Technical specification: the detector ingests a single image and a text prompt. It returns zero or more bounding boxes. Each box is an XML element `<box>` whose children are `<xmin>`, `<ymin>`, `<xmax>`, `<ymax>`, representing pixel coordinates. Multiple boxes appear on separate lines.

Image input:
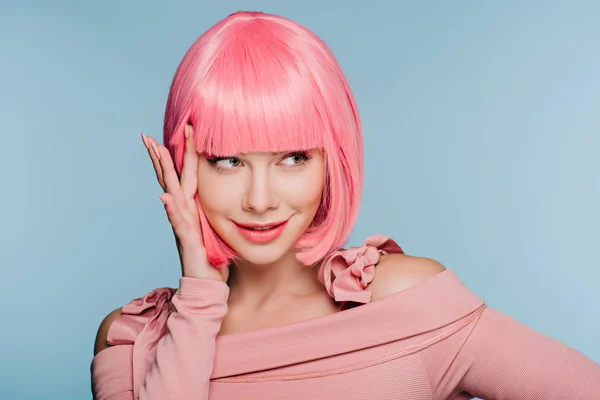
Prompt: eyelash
<box><xmin>205</xmin><ymin>151</ymin><xmax>313</xmax><ymax>173</ymax></box>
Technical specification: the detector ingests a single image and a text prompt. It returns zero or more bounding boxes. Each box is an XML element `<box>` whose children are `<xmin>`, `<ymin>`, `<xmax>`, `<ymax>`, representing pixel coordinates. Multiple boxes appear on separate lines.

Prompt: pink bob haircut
<box><xmin>163</xmin><ymin>11</ymin><xmax>364</xmax><ymax>269</ymax></box>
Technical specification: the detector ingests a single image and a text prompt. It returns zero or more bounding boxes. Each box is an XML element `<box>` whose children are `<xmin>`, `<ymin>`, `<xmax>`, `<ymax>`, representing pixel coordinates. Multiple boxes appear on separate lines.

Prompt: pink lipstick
<box><xmin>234</xmin><ymin>220</ymin><xmax>289</xmax><ymax>243</ymax></box>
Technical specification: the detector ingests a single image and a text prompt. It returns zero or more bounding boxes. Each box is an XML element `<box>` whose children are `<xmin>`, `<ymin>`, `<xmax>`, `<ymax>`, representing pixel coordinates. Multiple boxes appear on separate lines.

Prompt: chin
<box><xmin>234</xmin><ymin>246</ymin><xmax>292</xmax><ymax>266</ymax></box>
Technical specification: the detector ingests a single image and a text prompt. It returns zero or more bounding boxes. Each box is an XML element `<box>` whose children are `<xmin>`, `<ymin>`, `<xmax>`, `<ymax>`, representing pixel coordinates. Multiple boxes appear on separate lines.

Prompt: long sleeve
<box><xmin>418</xmin><ymin>306</ymin><xmax>600</xmax><ymax>399</ymax></box>
<box><xmin>91</xmin><ymin>277</ymin><xmax>230</xmax><ymax>400</ymax></box>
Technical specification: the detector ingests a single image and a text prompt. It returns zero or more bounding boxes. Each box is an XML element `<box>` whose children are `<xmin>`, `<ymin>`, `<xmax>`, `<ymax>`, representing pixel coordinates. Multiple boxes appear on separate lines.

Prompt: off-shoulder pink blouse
<box><xmin>90</xmin><ymin>235</ymin><xmax>600</xmax><ymax>399</ymax></box>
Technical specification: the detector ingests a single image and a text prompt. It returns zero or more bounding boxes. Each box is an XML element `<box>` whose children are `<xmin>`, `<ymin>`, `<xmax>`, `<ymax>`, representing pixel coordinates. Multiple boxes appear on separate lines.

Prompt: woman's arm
<box><xmin>419</xmin><ymin>306</ymin><xmax>600</xmax><ymax>399</ymax></box>
<box><xmin>92</xmin><ymin>277</ymin><xmax>229</xmax><ymax>400</ymax></box>
<box><xmin>138</xmin><ymin>277</ymin><xmax>228</xmax><ymax>399</ymax></box>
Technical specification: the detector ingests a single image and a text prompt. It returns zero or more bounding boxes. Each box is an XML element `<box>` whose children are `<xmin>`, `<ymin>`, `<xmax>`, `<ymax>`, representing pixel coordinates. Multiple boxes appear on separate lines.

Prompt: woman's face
<box><xmin>197</xmin><ymin>148</ymin><xmax>325</xmax><ymax>265</ymax></box>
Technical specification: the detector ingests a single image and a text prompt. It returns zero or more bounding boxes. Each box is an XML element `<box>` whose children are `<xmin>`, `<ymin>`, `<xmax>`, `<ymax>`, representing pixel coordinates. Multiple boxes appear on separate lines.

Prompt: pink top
<box><xmin>91</xmin><ymin>235</ymin><xmax>600</xmax><ymax>399</ymax></box>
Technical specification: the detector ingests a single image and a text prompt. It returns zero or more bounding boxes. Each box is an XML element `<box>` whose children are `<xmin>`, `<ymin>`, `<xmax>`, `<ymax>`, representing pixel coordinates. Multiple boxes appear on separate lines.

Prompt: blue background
<box><xmin>1</xmin><ymin>1</ymin><xmax>598</xmax><ymax>398</ymax></box>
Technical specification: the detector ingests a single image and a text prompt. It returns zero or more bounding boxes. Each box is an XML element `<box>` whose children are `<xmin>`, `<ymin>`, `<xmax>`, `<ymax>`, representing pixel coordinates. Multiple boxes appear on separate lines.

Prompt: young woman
<box><xmin>91</xmin><ymin>11</ymin><xmax>600</xmax><ymax>399</ymax></box>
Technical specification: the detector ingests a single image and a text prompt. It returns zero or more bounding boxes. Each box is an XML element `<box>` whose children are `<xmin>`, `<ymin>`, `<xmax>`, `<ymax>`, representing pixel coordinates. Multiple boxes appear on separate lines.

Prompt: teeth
<box><xmin>249</xmin><ymin>226</ymin><xmax>275</xmax><ymax>231</ymax></box>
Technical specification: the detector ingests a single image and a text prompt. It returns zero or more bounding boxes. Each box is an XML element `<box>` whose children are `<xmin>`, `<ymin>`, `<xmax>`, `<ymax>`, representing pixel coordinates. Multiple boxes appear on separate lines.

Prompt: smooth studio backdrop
<box><xmin>1</xmin><ymin>1</ymin><xmax>598</xmax><ymax>399</ymax></box>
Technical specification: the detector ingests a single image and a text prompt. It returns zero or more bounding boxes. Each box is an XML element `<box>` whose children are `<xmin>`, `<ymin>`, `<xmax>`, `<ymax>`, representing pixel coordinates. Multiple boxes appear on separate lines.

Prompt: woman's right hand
<box><xmin>141</xmin><ymin>125</ymin><xmax>229</xmax><ymax>283</ymax></box>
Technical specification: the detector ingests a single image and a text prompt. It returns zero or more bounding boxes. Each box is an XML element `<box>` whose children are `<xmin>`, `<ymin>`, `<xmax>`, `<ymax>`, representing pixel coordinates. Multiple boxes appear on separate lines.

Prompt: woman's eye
<box><xmin>280</xmin><ymin>153</ymin><xmax>309</xmax><ymax>166</ymax></box>
<box><xmin>214</xmin><ymin>157</ymin><xmax>241</xmax><ymax>168</ymax></box>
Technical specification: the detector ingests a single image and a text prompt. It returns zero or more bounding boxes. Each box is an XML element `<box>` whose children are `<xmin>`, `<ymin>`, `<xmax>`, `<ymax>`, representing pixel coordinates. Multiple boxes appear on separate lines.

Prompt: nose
<box><xmin>242</xmin><ymin>169</ymin><xmax>279</xmax><ymax>214</ymax></box>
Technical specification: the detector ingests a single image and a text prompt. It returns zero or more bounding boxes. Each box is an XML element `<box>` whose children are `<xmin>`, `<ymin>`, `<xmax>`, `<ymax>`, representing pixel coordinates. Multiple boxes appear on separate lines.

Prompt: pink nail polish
<box><xmin>141</xmin><ymin>133</ymin><xmax>149</xmax><ymax>149</ymax></box>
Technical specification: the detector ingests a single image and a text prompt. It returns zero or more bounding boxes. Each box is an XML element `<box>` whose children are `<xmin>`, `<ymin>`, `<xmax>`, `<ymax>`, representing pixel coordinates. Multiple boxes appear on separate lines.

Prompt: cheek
<box><xmin>282</xmin><ymin>168</ymin><xmax>324</xmax><ymax>211</ymax></box>
<box><xmin>196</xmin><ymin>169</ymin><xmax>239</xmax><ymax>216</ymax></box>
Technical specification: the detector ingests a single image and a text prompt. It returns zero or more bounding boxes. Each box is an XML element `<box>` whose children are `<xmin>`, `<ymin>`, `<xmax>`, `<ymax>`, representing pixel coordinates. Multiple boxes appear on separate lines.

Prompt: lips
<box><xmin>234</xmin><ymin>220</ymin><xmax>288</xmax><ymax>230</ymax></box>
<box><xmin>233</xmin><ymin>219</ymin><xmax>289</xmax><ymax>243</ymax></box>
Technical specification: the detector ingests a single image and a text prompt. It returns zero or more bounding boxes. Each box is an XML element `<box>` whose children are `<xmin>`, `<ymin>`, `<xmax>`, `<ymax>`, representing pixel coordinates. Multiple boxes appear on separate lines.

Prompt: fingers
<box><xmin>142</xmin><ymin>131</ymin><xmax>190</xmax><ymax>217</ymax></box>
<box><xmin>180</xmin><ymin>124</ymin><xmax>199</xmax><ymax>199</ymax></box>
<box><xmin>153</xmin><ymin>140</ymin><xmax>188</xmax><ymax>211</ymax></box>
<box><xmin>142</xmin><ymin>133</ymin><xmax>166</xmax><ymax>191</ymax></box>
<box><xmin>159</xmin><ymin>192</ymin><xmax>183</xmax><ymax>231</ymax></box>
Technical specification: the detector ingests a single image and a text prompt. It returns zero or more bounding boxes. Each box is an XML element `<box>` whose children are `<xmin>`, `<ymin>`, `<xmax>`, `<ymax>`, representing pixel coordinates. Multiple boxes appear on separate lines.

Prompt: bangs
<box><xmin>188</xmin><ymin>20</ymin><xmax>329</xmax><ymax>156</ymax></box>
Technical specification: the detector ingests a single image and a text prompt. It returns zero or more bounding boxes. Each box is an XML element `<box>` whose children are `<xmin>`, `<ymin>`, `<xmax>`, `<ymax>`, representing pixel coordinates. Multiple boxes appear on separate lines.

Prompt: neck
<box><xmin>226</xmin><ymin>250</ymin><xmax>324</xmax><ymax>311</ymax></box>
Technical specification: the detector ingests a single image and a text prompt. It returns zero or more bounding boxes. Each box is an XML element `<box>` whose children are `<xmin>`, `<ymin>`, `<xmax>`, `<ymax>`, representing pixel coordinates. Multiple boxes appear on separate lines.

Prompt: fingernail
<box><xmin>184</xmin><ymin>125</ymin><xmax>189</xmax><ymax>139</ymax></box>
<box><xmin>151</xmin><ymin>142</ymin><xmax>161</xmax><ymax>160</ymax></box>
<box><xmin>141</xmin><ymin>133</ymin><xmax>149</xmax><ymax>149</ymax></box>
<box><xmin>159</xmin><ymin>194</ymin><xmax>166</xmax><ymax>205</ymax></box>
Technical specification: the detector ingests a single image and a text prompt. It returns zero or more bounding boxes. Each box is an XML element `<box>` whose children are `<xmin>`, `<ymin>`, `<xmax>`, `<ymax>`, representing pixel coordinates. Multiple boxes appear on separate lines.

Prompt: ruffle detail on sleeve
<box><xmin>106</xmin><ymin>287</ymin><xmax>176</xmax><ymax>399</ymax></box>
<box><xmin>317</xmin><ymin>234</ymin><xmax>404</xmax><ymax>309</ymax></box>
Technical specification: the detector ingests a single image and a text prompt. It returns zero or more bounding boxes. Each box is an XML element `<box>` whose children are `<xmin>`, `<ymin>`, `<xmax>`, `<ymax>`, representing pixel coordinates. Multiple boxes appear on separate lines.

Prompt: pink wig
<box><xmin>163</xmin><ymin>11</ymin><xmax>363</xmax><ymax>269</ymax></box>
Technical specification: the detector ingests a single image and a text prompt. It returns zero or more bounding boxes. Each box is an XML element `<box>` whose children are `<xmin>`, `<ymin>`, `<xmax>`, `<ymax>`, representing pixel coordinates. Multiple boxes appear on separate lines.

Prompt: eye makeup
<box><xmin>204</xmin><ymin>151</ymin><xmax>314</xmax><ymax>173</ymax></box>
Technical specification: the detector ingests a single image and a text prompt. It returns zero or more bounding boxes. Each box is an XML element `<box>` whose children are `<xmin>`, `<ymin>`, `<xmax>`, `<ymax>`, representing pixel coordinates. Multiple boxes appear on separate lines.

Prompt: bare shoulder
<box><xmin>93</xmin><ymin>307</ymin><xmax>122</xmax><ymax>356</ymax></box>
<box><xmin>366</xmin><ymin>253</ymin><xmax>447</xmax><ymax>301</ymax></box>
